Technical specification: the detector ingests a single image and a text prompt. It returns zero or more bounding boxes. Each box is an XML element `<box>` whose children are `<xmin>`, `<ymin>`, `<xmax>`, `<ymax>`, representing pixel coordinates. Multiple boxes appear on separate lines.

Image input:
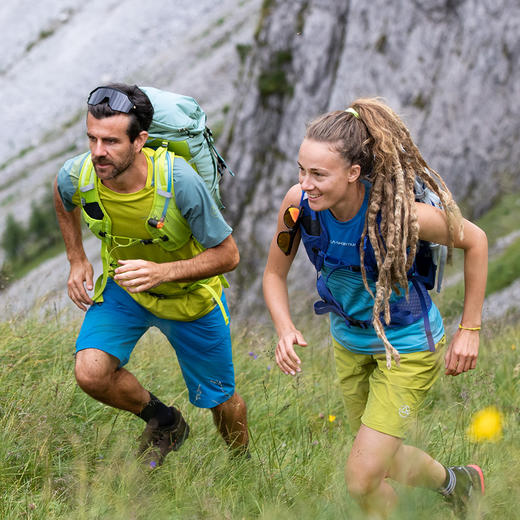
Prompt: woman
<box><xmin>263</xmin><ymin>99</ymin><xmax>488</xmax><ymax>518</ymax></box>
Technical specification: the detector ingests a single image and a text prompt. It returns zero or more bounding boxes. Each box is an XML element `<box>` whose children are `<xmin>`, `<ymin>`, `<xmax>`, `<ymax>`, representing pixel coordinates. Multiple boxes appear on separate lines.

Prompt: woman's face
<box><xmin>298</xmin><ymin>138</ymin><xmax>358</xmax><ymax>218</ymax></box>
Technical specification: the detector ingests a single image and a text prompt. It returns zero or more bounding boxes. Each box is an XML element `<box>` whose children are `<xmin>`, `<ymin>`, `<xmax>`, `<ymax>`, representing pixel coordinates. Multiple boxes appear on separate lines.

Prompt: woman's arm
<box><xmin>416</xmin><ymin>202</ymin><xmax>488</xmax><ymax>376</ymax></box>
<box><xmin>263</xmin><ymin>184</ymin><xmax>308</xmax><ymax>375</ymax></box>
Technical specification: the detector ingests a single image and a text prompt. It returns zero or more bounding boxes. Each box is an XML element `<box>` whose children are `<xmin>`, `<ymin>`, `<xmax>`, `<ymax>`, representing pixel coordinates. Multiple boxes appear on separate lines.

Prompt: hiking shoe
<box><xmin>445</xmin><ymin>465</ymin><xmax>485</xmax><ymax>516</ymax></box>
<box><xmin>138</xmin><ymin>409</ymin><xmax>190</xmax><ymax>469</ymax></box>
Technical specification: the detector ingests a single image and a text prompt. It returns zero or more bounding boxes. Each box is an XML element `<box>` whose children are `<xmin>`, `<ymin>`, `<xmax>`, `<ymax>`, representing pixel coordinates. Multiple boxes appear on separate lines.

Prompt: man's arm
<box><xmin>53</xmin><ymin>177</ymin><xmax>94</xmax><ymax>310</ymax></box>
<box><xmin>113</xmin><ymin>234</ymin><xmax>239</xmax><ymax>293</ymax></box>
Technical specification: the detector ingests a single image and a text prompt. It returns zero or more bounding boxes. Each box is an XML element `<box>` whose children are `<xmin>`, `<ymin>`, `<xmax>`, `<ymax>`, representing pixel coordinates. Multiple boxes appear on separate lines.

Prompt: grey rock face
<box><xmin>1</xmin><ymin>0</ymin><xmax>519</xmax><ymax>321</ymax></box>
<box><xmin>0</xmin><ymin>0</ymin><xmax>262</xmax><ymax>315</ymax></box>
<box><xmin>222</xmin><ymin>0</ymin><xmax>520</xmax><ymax>312</ymax></box>
<box><xmin>0</xmin><ymin>0</ymin><xmax>262</xmax><ymax>250</ymax></box>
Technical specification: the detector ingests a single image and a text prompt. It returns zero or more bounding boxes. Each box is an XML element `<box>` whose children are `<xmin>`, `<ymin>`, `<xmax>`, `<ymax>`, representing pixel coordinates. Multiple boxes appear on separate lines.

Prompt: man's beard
<box><xmin>92</xmin><ymin>148</ymin><xmax>135</xmax><ymax>180</ymax></box>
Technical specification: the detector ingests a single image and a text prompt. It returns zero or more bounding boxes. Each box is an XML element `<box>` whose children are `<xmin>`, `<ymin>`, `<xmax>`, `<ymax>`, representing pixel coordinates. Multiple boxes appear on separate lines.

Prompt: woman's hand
<box><xmin>275</xmin><ymin>329</ymin><xmax>308</xmax><ymax>375</ymax></box>
<box><xmin>444</xmin><ymin>329</ymin><xmax>480</xmax><ymax>376</ymax></box>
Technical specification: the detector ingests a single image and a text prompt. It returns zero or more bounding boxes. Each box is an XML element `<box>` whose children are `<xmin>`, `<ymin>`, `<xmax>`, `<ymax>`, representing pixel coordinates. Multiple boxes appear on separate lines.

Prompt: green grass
<box><xmin>474</xmin><ymin>192</ymin><xmax>520</xmax><ymax>247</ymax></box>
<box><xmin>486</xmin><ymin>237</ymin><xmax>520</xmax><ymax>295</ymax></box>
<box><xmin>0</xmin><ymin>189</ymin><xmax>518</xmax><ymax>518</ymax></box>
<box><xmin>0</xmin><ymin>306</ymin><xmax>519</xmax><ymax>519</ymax></box>
<box><xmin>432</xmin><ymin>190</ymin><xmax>520</xmax><ymax>319</ymax></box>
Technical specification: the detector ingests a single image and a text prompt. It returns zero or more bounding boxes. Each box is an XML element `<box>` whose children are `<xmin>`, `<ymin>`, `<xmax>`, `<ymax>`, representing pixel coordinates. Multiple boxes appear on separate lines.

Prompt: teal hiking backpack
<box><xmin>141</xmin><ymin>86</ymin><xmax>234</xmax><ymax>209</ymax></box>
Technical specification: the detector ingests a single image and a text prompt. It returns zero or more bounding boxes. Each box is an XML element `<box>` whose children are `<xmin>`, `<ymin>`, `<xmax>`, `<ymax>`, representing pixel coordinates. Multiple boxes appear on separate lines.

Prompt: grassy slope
<box><xmin>0</xmin><ymin>193</ymin><xmax>519</xmax><ymax>519</ymax></box>
<box><xmin>0</xmin><ymin>312</ymin><xmax>519</xmax><ymax>519</ymax></box>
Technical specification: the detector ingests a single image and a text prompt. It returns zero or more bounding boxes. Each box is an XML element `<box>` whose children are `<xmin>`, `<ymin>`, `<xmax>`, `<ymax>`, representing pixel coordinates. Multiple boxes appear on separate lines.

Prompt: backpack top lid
<box><xmin>141</xmin><ymin>86</ymin><xmax>206</xmax><ymax>136</ymax></box>
<box><xmin>138</xmin><ymin>86</ymin><xmax>230</xmax><ymax>209</ymax></box>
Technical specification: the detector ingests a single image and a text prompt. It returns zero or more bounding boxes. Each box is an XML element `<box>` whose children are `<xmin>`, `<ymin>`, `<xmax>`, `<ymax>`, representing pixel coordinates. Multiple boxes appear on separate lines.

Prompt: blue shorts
<box><xmin>76</xmin><ymin>278</ymin><xmax>235</xmax><ymax>408</ymax></box>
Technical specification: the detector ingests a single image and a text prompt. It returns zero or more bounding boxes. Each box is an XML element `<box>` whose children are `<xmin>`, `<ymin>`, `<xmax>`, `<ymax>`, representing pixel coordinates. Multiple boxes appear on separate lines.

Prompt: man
<box><xmin>54</xmin><ymin>83</ymin><xmax>248</xmax><ymax>468</ymax></box>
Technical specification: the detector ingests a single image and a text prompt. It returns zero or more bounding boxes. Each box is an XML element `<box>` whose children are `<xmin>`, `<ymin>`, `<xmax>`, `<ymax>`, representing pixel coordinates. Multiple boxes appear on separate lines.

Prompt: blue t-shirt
<box><xmin>320</xmin><ymin>186</ymin><xmax>444</xmax><ymax>354</ymax></box>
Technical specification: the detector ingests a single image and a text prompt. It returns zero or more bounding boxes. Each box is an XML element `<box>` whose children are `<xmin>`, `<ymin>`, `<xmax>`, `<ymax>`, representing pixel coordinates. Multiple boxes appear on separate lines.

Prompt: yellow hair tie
<box><xmin>459</xmin><ymin>324</ymin><xmax>481</xmax><ymax>331</ymax></box>
<box><xmin>345</xmin><ymin>107</ymin><xmax>360</xmax><ymax>119</ymax></box>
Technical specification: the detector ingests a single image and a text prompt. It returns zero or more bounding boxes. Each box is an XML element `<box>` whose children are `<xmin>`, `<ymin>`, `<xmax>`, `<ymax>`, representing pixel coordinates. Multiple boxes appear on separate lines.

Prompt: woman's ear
<box><xmin>348</xmin><ymin>164</ymin><xmax>361</xmax><ymax>183</ymax></box>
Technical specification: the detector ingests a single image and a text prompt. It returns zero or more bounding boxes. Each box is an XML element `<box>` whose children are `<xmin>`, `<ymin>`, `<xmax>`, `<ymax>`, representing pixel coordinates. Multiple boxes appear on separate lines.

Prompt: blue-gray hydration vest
<box><xmin>297</xmin><ymin>192</ymin><xmax>439</xmax><ymax>351</ymax></box>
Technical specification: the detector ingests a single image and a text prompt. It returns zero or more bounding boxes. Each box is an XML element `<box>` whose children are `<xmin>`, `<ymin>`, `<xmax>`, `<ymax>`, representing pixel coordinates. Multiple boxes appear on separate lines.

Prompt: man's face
<box><xmin>86</xmin><ymin>112</ymin><xmax>136</xmax><ymax>181</ymax></box>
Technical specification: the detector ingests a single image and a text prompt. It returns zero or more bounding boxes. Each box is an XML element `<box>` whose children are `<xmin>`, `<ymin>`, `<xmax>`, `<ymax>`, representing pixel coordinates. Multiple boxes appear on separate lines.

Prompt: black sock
<box><xmin>136</xmin><ymin>392</ymin><xmax>181</xmax><ymax>427</ymax></box>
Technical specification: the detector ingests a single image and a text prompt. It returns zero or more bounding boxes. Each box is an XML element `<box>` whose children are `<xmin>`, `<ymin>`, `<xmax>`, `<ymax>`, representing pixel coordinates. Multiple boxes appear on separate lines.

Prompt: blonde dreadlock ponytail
<box><xmin>306</xmin><ymin>98</ymin><xmax>463</xmax><ymax>368</ymax></box>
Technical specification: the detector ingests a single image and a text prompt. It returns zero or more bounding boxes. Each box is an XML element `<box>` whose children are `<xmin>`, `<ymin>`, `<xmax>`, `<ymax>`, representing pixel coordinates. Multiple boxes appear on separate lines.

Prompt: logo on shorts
<box><xmin>398</xmin><ymin>405</ymin><xmax>411</xmax><ymax>418</ymax></box>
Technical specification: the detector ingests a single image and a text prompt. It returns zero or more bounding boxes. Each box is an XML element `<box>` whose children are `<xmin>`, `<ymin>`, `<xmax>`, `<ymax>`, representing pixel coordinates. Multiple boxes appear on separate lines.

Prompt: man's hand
<box><xmin>113</xmin><ymin>259</ymin><xmax>165</xmax><ymax>293</ymax></box>
<box><xmin>68</xmin><ymin>259</ymin><xmax>94</xmax><ymax>311</ymax></box>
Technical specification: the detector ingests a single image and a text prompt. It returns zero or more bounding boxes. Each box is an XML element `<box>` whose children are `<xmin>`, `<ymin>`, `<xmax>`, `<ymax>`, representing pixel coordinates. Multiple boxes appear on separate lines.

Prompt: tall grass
<box><xmin>1</xmin><ymin>191</ymin><xmax>519</xmax><ymax>518</ymax></box>
<box><xmin>1</xmin><ymin>303</ymin><xmax>519</xmax><ymax>519</ymax></box>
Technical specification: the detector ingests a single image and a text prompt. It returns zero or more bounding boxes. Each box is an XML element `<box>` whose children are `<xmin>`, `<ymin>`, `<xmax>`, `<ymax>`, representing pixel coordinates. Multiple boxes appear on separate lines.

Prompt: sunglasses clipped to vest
<box><xmin>277</xmin><ymin>205</ymin><xmax>301</xmax><ymax>256</ymax></box>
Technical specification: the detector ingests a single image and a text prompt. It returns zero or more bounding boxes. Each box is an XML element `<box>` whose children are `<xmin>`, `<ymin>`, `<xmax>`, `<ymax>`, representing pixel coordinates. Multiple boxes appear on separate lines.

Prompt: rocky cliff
<box><xmin>0</xmin><ymin>0</ymin><xmax>261</xmax><ymax>248</ymax></box>
<box><xmin>222</xmin><ymin>0</ymin><xmax>520</xmax><ymax>311</ymax></box>
<box><xmin>0</xmin><ymin>0</ymin><xmax>262</xmax><ymax>315</ymax></box>
<box><xmin>1</xmin><ymin>0</ymin><xmax>519</xmax><ymax>319</ymax></box>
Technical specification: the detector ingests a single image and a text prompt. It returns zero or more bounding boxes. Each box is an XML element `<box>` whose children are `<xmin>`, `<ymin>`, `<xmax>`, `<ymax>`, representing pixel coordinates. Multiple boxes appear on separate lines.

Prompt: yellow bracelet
<box><xmin>458</xmin><ymin>324</ymin><xmax>481</xmax><ymax>331</ymax></box>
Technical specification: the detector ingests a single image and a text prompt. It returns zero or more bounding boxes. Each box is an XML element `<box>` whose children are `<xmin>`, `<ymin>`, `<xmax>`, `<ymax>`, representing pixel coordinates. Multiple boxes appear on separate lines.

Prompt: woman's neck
<box><xmin>330</xmin><ymin>181</ymin><xmax>365</xmax><ymax>222</ymax></box>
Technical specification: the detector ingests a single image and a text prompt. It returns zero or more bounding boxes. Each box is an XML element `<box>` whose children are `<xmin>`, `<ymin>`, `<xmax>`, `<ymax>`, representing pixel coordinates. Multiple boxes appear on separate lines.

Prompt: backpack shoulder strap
<box><xmin>299</xmin><ymin>193</ymin><xmax>329</xmax><ymax>271</ymax></box>
<box><xmin>413</xmin><ymin>176</ymin><xmax>448</xmax><ymax>292</ymax></box>
<box><xmin>147</xmin><ymin>145</ymin><xmax>174</xmax><ymax>229</ymax></box>
<box><xmin>144</xmin><ymin>146</ymin><xmax>193</xmax><ymax>251</ymax></box>
<box><xmin>76</xmin><ymin>154</ymin><xmax>112</xmax><ymax>302</ymax></box>
<box><xmin>78</xmin><ymin>154</ymin><xmax>112</xmax><ymax>240</ymax></box>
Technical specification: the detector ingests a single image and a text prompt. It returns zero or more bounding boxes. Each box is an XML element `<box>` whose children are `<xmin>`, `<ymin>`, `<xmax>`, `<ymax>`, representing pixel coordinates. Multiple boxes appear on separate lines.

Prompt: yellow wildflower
<box><xmin>328</xmin><ymin>415</ymin><xmax>336</xmax><ymax>423</ymax></box>
<box><xmin>467</xmin><ymin>406</ymin><xmax>503</xmax><ymax>442</ymax></box>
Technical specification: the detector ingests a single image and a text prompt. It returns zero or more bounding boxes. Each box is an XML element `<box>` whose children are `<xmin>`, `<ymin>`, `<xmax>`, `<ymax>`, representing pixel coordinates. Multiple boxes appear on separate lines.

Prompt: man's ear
<box><xmin>134</xmin><ymin>131</ymin><xmax>149</xmax><ymax>153</ymax></box>
<box><xmin>348</xmin><ymin>164</ymin><xmax>361</xmax><ymax>183</ymax></box>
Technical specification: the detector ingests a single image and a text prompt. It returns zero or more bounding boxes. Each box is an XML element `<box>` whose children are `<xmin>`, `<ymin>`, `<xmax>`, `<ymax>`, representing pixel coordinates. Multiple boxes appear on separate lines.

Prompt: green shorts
<box><xmin>333</xmin><ymin>336</ymin><xmax>446</xmax><ymax>438</ymax></box>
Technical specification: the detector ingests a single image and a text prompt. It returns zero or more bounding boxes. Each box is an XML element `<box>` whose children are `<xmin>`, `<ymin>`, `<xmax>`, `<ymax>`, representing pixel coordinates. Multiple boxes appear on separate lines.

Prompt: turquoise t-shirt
<box><xmin>320</xmin><ymin>186</ymin><xmax>444</xmax><ymax>354</ymax></box>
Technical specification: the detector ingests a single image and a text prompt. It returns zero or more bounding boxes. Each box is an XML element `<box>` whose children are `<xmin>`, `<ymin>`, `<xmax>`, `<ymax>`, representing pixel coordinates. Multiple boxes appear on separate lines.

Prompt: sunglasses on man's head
<box><xmin>277</xmin><ymin>205</ymin><xmax>301</xmax><ymax>256</ymax></box>
<box><xmin>87</xmin><ymin>87</ymin><xmax>136</xmax><ymax>113</ymax></box>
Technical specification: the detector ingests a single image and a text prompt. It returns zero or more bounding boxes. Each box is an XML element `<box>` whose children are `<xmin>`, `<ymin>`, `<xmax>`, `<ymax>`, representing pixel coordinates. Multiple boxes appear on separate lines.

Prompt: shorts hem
<box><xmin>361</xmin><ymin>419</ymin><xmax>405</xmax><ymax>439</ymax></box>
<box><xmin>189</xmin><ymin>387</ymin><xmax>235</xmax><ymax>409</ymax></box>
<box><xmin>75</xmin><ymin>345</ymin><xmax>126</xmax><ymax>367</ymax></box>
